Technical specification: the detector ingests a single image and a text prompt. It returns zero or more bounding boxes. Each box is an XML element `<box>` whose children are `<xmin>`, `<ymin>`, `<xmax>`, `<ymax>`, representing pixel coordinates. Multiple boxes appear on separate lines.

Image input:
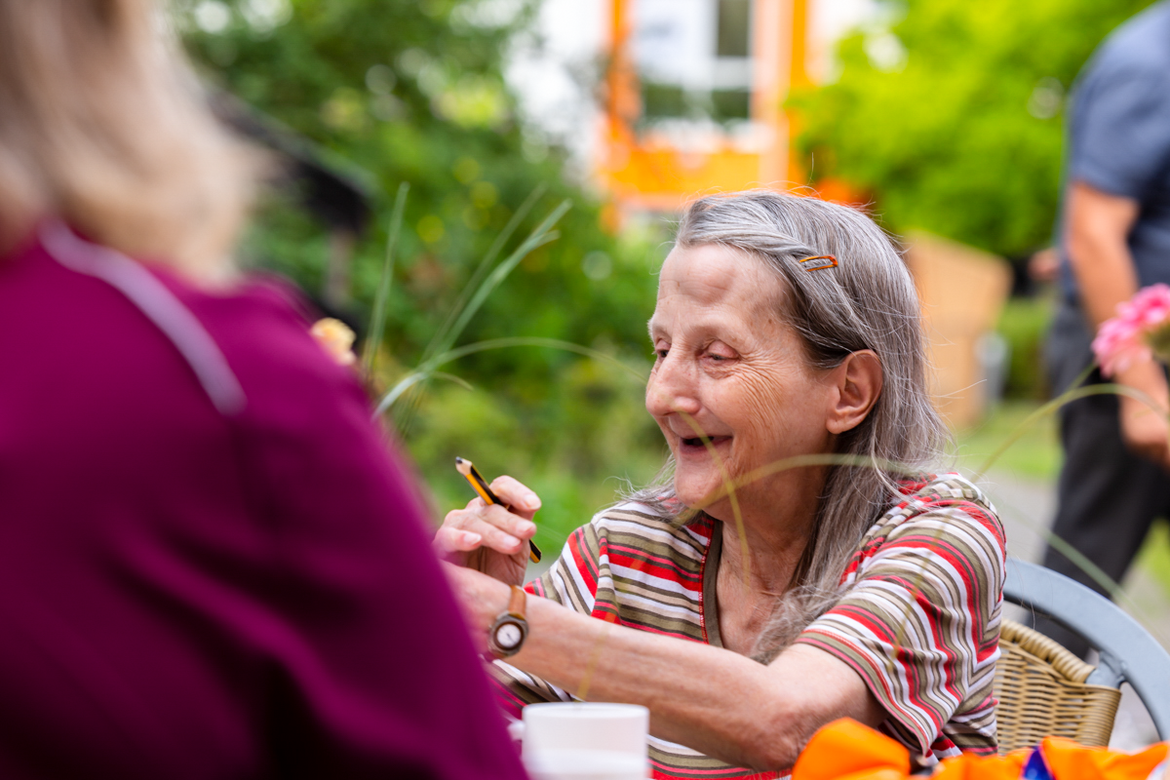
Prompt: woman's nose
<box><xmin>646</xmin><ymin>354</ymin><xmax>700</xmax><ymax>417</ymax></box>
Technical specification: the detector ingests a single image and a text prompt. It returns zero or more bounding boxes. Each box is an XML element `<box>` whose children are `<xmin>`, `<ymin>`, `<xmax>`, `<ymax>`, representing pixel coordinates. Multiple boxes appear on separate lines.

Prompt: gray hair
<box><xmin>629</xmin><ymin>190</ymin><xmax>948</xmax><ymax>662</ymax></box>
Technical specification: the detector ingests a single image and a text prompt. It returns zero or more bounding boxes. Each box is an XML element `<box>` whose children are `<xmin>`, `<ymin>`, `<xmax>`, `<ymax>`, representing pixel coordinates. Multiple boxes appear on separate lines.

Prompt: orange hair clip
<box><xmin>798</xmin><ymin>255</ymin><xmax>838</xmax><ymax>271</ymax></box>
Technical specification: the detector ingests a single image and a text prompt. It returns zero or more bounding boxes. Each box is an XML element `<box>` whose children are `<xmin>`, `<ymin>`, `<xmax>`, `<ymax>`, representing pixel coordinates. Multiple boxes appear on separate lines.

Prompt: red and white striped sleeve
<box><xmin>794</xmin><ymin>476</ymin><xmax>1006</xmax><ymax>760</ymax></box>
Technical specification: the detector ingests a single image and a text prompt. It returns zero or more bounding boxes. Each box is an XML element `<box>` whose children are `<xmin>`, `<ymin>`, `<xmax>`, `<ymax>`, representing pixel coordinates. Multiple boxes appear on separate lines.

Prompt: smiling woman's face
<box><xmin>646</xmin><ymin>243</ymin><xmax>838</xmax><ymax>518</ymax></box>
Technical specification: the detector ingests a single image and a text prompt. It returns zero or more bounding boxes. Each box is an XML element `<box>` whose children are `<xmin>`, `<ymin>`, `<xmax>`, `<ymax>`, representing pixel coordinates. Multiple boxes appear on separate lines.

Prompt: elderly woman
<box><xmin>439</xmin><ymin>191</ymin><xmax>1005</xmax><ymax>777</ymax></box>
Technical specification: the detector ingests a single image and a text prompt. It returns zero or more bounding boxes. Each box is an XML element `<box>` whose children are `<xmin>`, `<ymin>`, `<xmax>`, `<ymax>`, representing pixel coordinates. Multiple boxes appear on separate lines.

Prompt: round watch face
<box><xmin>495</xmin><ymin>622</ymin><xmax>523</xmax><ymax>649</ymax></box>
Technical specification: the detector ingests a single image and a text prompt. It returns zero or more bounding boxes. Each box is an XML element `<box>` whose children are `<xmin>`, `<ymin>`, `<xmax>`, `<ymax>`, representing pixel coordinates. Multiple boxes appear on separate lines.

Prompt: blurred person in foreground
<box><xmin>0</xmin><ymin>2</ymin><xmax>525</xmax><ymax>778</ymax></box>
<box><xmin>1037</xmin><ymin>0</ymin><xmax>1170</xmax><ymax>658</ymax></box>
<box><xmin>439</xmin><ymin>191</ymin><xmax>1007</xmax><ymax>777</ymax></box>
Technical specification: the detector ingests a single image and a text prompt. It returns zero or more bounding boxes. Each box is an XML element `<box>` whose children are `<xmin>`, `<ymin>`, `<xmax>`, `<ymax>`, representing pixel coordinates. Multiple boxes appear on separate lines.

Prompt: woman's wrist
<box><xmin>486</xmin><ymin>585</ymin><xmax>529</xmax><ymax>658</ymax></box>
<box><xmin>442</xmin><ymin>563</ymin><xmax>514</xmax><ymax>651</ymax></box>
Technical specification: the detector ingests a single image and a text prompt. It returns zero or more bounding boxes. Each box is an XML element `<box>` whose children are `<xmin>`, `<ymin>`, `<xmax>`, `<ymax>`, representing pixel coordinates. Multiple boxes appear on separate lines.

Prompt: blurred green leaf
<box><xmin>180</xmin><ymin>0</ymin><xmax>670</xmax><ymax>524</ymax></box>
<box><xmin>793</xmin><ymin>0</ymin><xmax>1156</xmax><ymax>257</ymax></box>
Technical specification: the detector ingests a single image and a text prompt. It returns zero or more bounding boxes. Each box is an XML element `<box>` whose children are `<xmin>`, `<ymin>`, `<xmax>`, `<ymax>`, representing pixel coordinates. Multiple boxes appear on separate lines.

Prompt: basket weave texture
<box><xmin>995</xmin><ymin>619</ymin><xmax>1121</xmax><ymax>753</ymax></box>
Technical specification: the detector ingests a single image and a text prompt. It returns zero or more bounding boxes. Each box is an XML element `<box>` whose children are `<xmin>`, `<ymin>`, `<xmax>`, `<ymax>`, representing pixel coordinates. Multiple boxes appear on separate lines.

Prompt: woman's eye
<box><xmin>655</xmin><ymin>348</ymin><xmax>669</xmax><ymax>360</ymax></box>
<box><xmin>704</xmin><ymin>341</ymin><xmax>736</xmax><ymax>363</ymax></box>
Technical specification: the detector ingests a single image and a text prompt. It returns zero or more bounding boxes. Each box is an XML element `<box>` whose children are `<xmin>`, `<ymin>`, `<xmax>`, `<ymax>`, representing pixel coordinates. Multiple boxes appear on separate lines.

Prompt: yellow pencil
<box><xmin>455</xmin><ymin>457</ymin><xmax>541</xmax><ymax>564</ymax></box>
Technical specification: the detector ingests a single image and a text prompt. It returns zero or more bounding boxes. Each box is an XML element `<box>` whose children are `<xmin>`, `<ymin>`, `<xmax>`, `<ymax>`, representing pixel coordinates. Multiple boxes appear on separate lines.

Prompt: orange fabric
<box><xmin>791</xmin><ymin>719</ymin><xmax>910</xmax><ymax>780</ymax></box>
<box><xmin>793</xmin><ymin>719</ymin><xmax>1167</xmax><ymax>780</ymax></box>
<box><xmin>1040</xmin><ymin>737</ymin><xmax>1168</xmax><ymax>780</ymax></box>
<box><xmin>932</xmin><ymin>751</ymin><xmax>1029</xmax><ymax>780</ymax></box>
<box><xmin>827</xmin><ymin>769</ymin><xmax>909</xmax><ymax>780</ymax></box>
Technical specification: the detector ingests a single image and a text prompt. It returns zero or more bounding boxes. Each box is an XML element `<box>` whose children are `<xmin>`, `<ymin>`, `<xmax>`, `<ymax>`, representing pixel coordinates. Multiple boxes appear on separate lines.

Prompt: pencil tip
<box><xmin>454</xmin><ymin>456</ymin><xmax>464</xmax><ymax>464</ymax></box>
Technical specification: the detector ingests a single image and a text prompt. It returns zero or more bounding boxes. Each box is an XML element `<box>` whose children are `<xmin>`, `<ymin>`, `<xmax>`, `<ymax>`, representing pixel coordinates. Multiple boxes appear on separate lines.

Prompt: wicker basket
<box><xmin>996</xmin><ymin>619</ymin><xmax>1121</xmax><ymax>753</ymax></box>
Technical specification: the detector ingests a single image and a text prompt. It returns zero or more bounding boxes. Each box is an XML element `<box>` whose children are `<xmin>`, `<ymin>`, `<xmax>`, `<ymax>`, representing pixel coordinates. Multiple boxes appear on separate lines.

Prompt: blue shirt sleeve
<box><xmin>1070</xmin><ymin>64</ymin><xmax>1170</xmax><ymax>200</ymax></box>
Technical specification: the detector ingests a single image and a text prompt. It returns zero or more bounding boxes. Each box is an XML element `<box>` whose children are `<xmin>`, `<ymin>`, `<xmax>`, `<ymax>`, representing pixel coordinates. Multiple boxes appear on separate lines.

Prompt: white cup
<box><xmin>521</xmin><ymin>702</ymin><xmax>650</xmax><ymax>780</ymax></box>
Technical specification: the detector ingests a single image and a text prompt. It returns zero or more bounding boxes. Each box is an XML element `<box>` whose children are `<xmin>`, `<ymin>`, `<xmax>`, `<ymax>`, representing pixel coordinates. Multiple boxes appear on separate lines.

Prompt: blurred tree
<box><xmin>793</xmin><ymin>0</ymin><xmax>1155</xmax><ymax>258</ymax></box>
<box><xmin>177</xmin><ymin>0</ymin><xmax>661</xmax><ymax>377</ymax></box>
<box><xmin>175</xmin><ymin>0</ymin><xmax>666</xmax><ymax>536</ymax></box>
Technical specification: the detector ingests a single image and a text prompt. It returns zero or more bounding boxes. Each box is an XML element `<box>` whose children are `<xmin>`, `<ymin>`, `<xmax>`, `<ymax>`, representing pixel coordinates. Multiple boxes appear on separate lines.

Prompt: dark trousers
<box><xmin>1035</xmin><ymin>302</ymin><xmax>1170</xmax><ymax>658</ymax></box>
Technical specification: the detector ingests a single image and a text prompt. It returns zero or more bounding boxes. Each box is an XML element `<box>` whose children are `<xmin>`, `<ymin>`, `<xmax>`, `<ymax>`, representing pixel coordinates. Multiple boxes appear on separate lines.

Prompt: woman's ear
<box><xmin>826</xmin><ymin>350</ymin><xmax>882</xmax><ymax>435</ymax></box>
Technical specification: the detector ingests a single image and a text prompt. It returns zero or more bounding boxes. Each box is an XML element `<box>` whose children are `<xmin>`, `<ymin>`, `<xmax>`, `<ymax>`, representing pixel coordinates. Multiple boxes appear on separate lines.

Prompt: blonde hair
<box><xmin>0</xmin><ymin>0</ymin><xmax>260</xmax><ymax>277</ymax></box>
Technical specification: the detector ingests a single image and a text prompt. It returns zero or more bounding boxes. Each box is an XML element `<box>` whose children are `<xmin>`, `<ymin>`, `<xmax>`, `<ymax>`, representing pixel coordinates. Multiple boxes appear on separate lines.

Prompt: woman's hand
<box><xmin>1115</xmin><ymin>358</ymin><xmax>1170</xmax><ymax>470</ymax></box>
<box><xmin>434</xmin><ymin>476</ymin><xmax>541</xmax><ymax>587</ymax></box>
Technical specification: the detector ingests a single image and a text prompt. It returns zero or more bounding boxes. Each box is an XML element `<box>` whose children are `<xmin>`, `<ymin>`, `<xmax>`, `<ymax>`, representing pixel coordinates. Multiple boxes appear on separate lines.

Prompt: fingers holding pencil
<box><xmin>437</xmin><ymin>501</ymin><xmax>534</xmax><ymax>557</ymax></box>
<box><xmin>454</xmin><ymin>458</ymin><xmax>542</xmax><ymax>563</ymax></box>
<box><xmin>483</xmin><ymin>475</ymin><xmax>542</xmax><ymax>521</ymax></box>
<box><xmin>436</xmin><ymin>459</ymin><xmax>543</xmax><ymax>583</ymax></box>
<box><xmin>436</xmin><ymin>503</ymin><xmax>534</xmax><ymax>585</ymax></box>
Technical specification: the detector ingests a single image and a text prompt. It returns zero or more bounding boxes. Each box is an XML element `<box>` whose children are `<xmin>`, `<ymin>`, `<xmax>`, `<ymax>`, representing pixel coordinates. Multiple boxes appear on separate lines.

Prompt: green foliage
<box><xmin>793</xmin><ymin>0</ymin><xmax>1155</xmax><ymax>257</ymax></box>
<box><xmin>997</xmin><ymin>295</ymin><xmax>1056</xmax><ymax>399</ymax></box>
<box><xmin>179</xmin><ymin>0</ymin><xmax>662</xmax><ymax>366</ymax></box>
<box><xmin>176</xmin><ymin>0</ymin><xmax>669</xmax><ymax>525</ymax></box>
<box><xmin>362</xmin><ymin>182</ymin><xmax>409</xmax><ymax>377</ymax></box>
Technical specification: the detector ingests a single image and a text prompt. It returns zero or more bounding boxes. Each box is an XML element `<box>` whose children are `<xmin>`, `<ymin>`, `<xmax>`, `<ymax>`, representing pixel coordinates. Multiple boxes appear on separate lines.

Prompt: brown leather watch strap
<box><xmin>487</xmin><ymin>585</ymin><xmax>530</xmax><ymax>659</ymax></box>
<box><xmin>506</xmin><ymin>584</ymin><xmax>526</xmax><ymax>618</ymax></box>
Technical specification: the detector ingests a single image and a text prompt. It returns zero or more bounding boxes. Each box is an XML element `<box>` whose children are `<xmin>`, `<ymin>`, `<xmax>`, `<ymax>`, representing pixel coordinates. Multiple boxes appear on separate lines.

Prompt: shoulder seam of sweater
<box><xmin>40</xmin><ymin>220</ymin><xmax>246</xmax><ymax>416</ymax></box>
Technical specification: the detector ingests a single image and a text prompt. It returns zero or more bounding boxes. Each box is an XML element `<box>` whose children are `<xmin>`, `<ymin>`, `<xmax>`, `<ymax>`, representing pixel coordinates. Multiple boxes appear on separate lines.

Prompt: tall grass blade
<box><xmin>973</xmin><ymin>382</ymin><xmax>1159</xmax><ymax>479</ymax></box>
<box><xmin>422</xmin><ymin>184</ymin><xmax>548</xmax><ymax>362</ymax></box>
<box><xmin>362</xmin><ymin>182</ymin><xmax>409</xmax><ymax>377</ymax></box>
<box><xmin>430</xmin><ymin>371</ymin><xmax>474</xmax><ymax>391</ymax></box>
<box><xmin>375</xmin><ymin>371</ymin><xmax>428</xmax><ymax>416</ymax></box>
<box><xmin>428</xmin><ymin>337</ymin><xmax>646</xmax><ymax>382</ymax></box>
<box><xmin>677</xmin><ymin>410</ymin><xmax>749</xmax><ymax>587</ymax></box>
<box><xmin>435</xmin><ymin>200</ymin><xmax>571</xmax><ymax>360</ymax></box>
<box><xmin>385</xmin><ymin>199</ymin><xmax>571</xmax><ymax>433</ymax></box>
<box><xmin>374</xmin><ymin>336</ymin><xmax>647</xmax><ymax>416</ymax></box>
<box><xmin>979</xmin><ymin>486</ymin><xmax>1167</xmax><ymax>645</ymax></box>
<box><xmin>575</xmin><ymin>622</ymin><xmax>614</xmax><ymax>701</ymax></box>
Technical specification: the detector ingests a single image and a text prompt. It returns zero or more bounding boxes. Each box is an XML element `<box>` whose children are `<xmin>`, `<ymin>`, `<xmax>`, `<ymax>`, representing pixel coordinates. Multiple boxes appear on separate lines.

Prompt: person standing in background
<box><xmin>1039</xmin><ymin>0</ymin><xmax>1170</xmax><ymax>657</ymax></box>
<box><xmin>0</xmin><ymin>1</ymin><xmax>526</xmax><ymax>777</ymax></box>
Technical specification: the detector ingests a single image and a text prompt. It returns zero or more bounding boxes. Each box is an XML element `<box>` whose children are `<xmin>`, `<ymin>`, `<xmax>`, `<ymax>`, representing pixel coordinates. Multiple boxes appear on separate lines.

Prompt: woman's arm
<box><xmin>447</xmin><ymin>565</ymin><xmax>883</xmax><ymax>772</ymax></box>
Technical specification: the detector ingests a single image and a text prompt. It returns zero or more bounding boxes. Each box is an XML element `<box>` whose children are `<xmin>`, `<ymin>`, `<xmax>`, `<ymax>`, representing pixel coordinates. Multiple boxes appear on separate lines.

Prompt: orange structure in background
<box><xmin>596</xmin><ymin>2</ymin><xmax>1009</xmax><ymax>429</ymax></box>
<box><xmin>903</xmin><ymin>233</ymin><xmax>1012</xmax><ymax>430</ymax></box>
<box><xmin>599</xmin><ymin>0</ymin><xmax>812</xmax><ymax>213</ymax></box>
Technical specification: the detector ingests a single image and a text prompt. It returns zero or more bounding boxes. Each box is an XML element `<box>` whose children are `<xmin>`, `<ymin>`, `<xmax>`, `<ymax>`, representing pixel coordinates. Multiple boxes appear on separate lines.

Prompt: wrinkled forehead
<box><xmin>649</xmin><ymin>243</ymin><xmax>789</xmax><ymax>332</ymax></box>
<box><xmin>656</xmin><ymin>242</ymin><xmax>786</xmax><ymax>306</ymax></box>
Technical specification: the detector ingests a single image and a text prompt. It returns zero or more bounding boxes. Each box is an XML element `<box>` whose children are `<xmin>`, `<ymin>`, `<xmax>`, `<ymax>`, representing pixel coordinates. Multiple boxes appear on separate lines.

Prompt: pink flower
<box><xmin>1092</xmin><ymin>284</ymin><xmax>1170</xmax><ymax>377</ymax></box>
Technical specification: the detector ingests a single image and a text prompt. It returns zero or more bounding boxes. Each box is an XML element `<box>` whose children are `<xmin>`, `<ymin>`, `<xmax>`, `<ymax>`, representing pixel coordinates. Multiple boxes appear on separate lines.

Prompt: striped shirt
<box><xmin>490</xmin><ymin>474</ymin><xmax>1006</xmax><ymax>778</ymax></box>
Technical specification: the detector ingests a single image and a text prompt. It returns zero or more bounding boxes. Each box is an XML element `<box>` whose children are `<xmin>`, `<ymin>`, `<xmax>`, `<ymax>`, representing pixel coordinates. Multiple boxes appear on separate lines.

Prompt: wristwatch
<box><xmin>487</xmin><ymin>585</ymin><xmax>529</xmax><ymax>659</ymax></box>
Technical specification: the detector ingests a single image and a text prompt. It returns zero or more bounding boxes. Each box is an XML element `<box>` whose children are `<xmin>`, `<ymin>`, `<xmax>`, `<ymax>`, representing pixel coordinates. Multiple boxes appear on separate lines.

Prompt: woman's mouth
<box><xmin>680</xmin><ymin>435</ymin><xmax>731</xmax><ymax>450</ymax></box>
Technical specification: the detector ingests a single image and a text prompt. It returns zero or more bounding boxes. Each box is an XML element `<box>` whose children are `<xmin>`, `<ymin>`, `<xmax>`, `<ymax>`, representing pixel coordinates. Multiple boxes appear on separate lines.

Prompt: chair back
<box><xmin>996</xmin><ymin>618</ymin><xmax>1121</xmax><ymax>753</ymax></box>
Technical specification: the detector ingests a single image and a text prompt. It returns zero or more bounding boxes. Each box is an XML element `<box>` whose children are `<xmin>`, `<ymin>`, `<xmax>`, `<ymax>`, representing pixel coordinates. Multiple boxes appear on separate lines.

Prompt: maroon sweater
<box><xmin>0</xmin><ymin>222</ymin><xmax>525</xmax><ymax>779</ymax></box>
